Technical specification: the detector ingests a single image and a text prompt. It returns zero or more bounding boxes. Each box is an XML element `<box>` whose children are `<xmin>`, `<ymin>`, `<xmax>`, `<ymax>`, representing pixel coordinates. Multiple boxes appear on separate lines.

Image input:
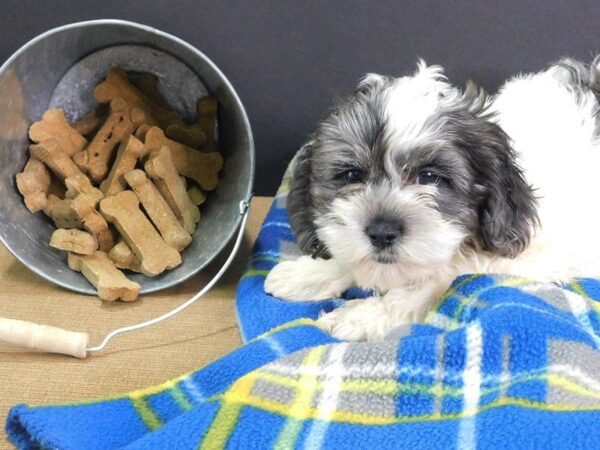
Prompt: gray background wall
<box><xmin>2</xmin><ymin>0</ymin><xmax>600</xmax><ymax>195</ymax></box>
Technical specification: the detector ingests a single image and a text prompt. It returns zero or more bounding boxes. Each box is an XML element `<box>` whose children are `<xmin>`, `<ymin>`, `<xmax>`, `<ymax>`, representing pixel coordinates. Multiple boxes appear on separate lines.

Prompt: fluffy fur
<box><xmin>265</xmin><ymin>58</ymin><xmax>600</xmax><ymax>341</ymax></box>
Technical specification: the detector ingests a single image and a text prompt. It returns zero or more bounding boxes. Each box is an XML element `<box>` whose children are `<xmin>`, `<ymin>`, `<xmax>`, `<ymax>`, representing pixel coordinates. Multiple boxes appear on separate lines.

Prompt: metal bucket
<box><xmin>0</xmin><ymin>19</ymin><xmax>255</xmax><ymax>295</ymax></box>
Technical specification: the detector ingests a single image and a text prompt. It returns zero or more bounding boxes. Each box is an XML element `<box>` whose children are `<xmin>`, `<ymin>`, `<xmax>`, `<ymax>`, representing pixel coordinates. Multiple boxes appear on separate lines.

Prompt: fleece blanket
<box><xmin>7</xmin><ymin>162</ymin><xmax>600</xmax><ymax>449</ymax></box>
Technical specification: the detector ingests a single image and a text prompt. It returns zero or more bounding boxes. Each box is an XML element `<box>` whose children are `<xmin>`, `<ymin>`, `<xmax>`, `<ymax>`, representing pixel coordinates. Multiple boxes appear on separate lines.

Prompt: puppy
<box><xmin>265</xmin><ymin>59</ymin><xmax>600</xmax><ymax>341</ymax></box>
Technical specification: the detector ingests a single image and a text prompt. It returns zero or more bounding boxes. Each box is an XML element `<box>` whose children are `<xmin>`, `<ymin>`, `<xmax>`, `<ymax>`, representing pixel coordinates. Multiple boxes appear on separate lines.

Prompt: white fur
<box><xmin>488</xmin><ymin>64</ymin><xmax>600</xmax><ymax>280</ymax></box>
<box><xmin>264</xmin><ymin>255</ymin><xmax>353</xmax><ymax>301</ymax></box>
<box><xmin>383</xmin><ymin>61</ymin><xmax>463</xmax><ymax>149</ymax></box>
<box><xmin>315</xmin><ymin>183</ymin><xmax>466</xmax><ymax>293</ymax></box>
<box><xmin>265</xmin><ymin>61</ymin><xmax>600</xmax><ymax>341</ymax></box>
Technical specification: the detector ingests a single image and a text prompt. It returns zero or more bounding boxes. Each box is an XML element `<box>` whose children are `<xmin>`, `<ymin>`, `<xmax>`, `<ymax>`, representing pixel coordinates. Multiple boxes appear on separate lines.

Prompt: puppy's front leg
<box><xmin>265</xmin><ymin>255</ymin><xmax>354</xmax><ymax>301</ymax></box>
<box><xmin>318</xmin><ymin>283</ymin><xmax>445</xmax><ymax>341</ymax></box>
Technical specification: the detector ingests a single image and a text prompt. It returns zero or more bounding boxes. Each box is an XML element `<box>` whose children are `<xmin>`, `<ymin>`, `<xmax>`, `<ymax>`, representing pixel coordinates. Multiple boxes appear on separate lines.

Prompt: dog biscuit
<box><xmin>100</xmin><ymin>190</ymin><xmax>181</xmax><ymax>276</ymax></box>
<box><xmin>45</xmin><ymin>192</ymin><xmax>94</xmax><ymax>225</ymax></box>
<box><xmin>94</xmin><ymin>68</ymin><xmax>172</xmax><ymax>127</ymax></box>
<box><xmin>95</xmin><ymin>68</ymin><xmax>205</xmax><ymax>147</ymax></box>
<box><xmin>80</xmin><ymin>207</ymin><xmax>114</xmax><ymax>253</ymax></box>
<box><xmin>47</xmin><ymin>174</ymin><xmax>66</xmax><ymax>199</ymax></box>
<box><xmin>43</xmin><ymin>194</ymin><xmax>60</xmax><ymax>217</ymax></box>
<box><xmin>46</xmin><ymin>197</ymin><xmax>84</xmax><ymax>229</ymax></box>
<box><xmin>72</xmin><ymin>99</ymin><xmax>146</xmax><ymax>183</ymax></box>
<box><xmin>166</xmin><ymin>123</ymin><xmax>206</xmax><ymax>149</ymax></box>
<box><xmin>124</xmin><ymin>169</ymin><xmax>192</xmax><ymax>251</ymax></box>
<box><xmin>50</xmin><ymin>229</ymin><xmax>97</xmax><ymax>255</ymax></box>
<box><xmin>196</xmin><ymin>96</ymin><xmax>218</xmax><ymax>153</ymax></box>
<box><xmin>130</xmin><ymin>72</ymin><xmax>172</xmax><ymax>111</ymax></box>
<box><xmin>71</xmin><ymin>104</ymin><xmax>108</xmax><ymax>136</ymax></box>
<box><xmin>144</xmin><ymin>147</ymin><xmax>200</xmax><ymax>234</ymax></box>
<box><xmin>68</xmin><ymin>251</ymin><xmax>141</xmax><ymax>301</ymax></box>
<box><xmin>29</xmin><ymin>139</ymin><xmax>84</xmax><ymax>181</ymax></box>
<box><xmin>187</xmin><ymin>186</ymin><xmax>206</xmax><ymax>206</ymax></box>
<box><xmin>29</xmin><ymin>109</ymin><xmax>88</xmax><ymax>157</ymax></box>
<box><xmin>64</xmin><ymin>173</ymin><xmax>103</xmax><ymax>201</ymax></box>
<box><xmin>100</xmin><ymin>135</ymin><xmax>148</xmax><ymax>196</ymax></box>
<box><xmin>108</xmin><ymin>240</ymin><xmax>142</xmax><ymax>272</ymax></box>
<box><xmin>47</xmin><ymin>193</ymin><xmax>113</xmax><ymax>252</ymax></box>
<box><xmin>16</xmin><ymin>158</ymin><xmax>51</xmax><ymax>213</ymax></box>
<box><xmin>94</xmin><ymin>68</ymin><xmax>161</xmax><ymax>113</ymax></box>
<box><xmin>135</xmin><ymin>123</ymin><xmax>152</xmax><ymax>140</ymax></box>
<box><xmin>144</xmin><ymin>126</ymin><xmax>223</xmax><ymax>191</ymax></box>
<box><xmin>67</xmin><ymin>252</ymin><xmax>81</xmax><ymax>271</ymax></box>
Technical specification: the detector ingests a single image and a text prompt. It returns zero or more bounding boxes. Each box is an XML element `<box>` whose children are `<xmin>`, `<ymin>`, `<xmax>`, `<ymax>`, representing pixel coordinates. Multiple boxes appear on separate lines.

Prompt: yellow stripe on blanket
<box><xmin>274</xmin><ymin>346</ymin><xmax>328</xmax><ymax>449</ymax></box>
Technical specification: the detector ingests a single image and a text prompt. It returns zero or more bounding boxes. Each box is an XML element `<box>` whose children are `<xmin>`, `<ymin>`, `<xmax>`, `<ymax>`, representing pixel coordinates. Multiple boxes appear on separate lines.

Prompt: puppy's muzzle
<box><xmin>365</xmin><ymin>217</ymin><xmax>403</xmax><ymax>250</ymax></box>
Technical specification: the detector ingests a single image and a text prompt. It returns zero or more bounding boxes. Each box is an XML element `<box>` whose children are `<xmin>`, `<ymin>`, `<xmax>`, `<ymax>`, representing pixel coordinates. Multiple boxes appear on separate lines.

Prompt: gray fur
<box><xmin>289</xmin><ymin>76</ymin><xmax>393</xmax><ymax>258</ymax></box>
<box><xmin>288</xmin><ymin>71</ymin><xmax>539</xmax><ymax>261</ymax></box>
<box><xmin>287</xmin><ymin>142</ymin><xmax>330</xmax><ymax>257</ymax></box>
<box><xmin>553</xmin><ymin>57</ymin><xmax>600</xmax><ymax>132</ymax></box>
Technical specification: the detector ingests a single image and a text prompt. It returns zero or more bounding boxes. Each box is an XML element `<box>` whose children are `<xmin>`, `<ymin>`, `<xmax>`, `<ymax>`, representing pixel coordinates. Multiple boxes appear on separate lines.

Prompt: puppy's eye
<box><xmin>341</xmin><ymin>168</ymin><xmax>364</xmax><ymax>184</ymax></box>
<box><xmin>417</xmin><ymin>170</ymin><xmax>441</xmax><ymax>185</ymax></box>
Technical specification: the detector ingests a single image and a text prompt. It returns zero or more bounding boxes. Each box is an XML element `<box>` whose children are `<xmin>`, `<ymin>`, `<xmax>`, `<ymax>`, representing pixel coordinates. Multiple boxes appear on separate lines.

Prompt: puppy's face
<box><xmin>288</xmin><ymin>62</ymin><xmax>537</xmax><ymax>287</ymax></box>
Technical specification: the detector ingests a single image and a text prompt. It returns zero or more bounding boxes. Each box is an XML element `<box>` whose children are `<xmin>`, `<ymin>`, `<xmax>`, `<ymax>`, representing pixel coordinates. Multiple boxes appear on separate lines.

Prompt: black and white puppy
<box><xmin>265</xmin><ymin>59</ymin><xmax>600</xmax><ymax>341</ymax></box>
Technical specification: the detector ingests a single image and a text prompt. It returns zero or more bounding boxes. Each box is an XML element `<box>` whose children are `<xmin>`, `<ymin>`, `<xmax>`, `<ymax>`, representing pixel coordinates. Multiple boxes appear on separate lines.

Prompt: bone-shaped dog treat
<box><xmin>47</xmin><ymin>174</ymin><xmax>66</xmax><ymax>199</ymax></box>
<box><xmin>70</xmin><ymin>104</ymin><xmax>108</xmax><ymax>136</ymax></box>
<box><xmin>130</xmin><ymin>72</ymin><xmax>172</xmax><ymax>111</ymax></box>
<box><xmin>29</xmin><ymin>139</ymin><xmax>84</xmax><ymax>181</ymax></box>
<box><xmin>67</xmin><ymin>252</ymin><xmax>80</xmax><ymax>271</ymax></box>
<box><xmin>95</xmin><ymin>68</ymin><xmax>165</xmax><ymax>115</ymax></box>
<box><xmin>94</xmin><ymin>68</ymin><xmax>205</xmax><ymax>147</ymax></box>
<box><xmin>64</xmin><ymin>173</ymin><xmax>103</xmax><ymax>200</ymax></box>
<box><xmin>100</xmin><ymin>191</ymin><xmax>181</xmax><ymax>276</ymax></box>
<box><xmin>144</xmin><ymin>126</ymin><xmax>223</xmax><ymax>191</ymax></box>
<box><xmin>196</xmin><ymin>96</ymin><xmax>218</xmax><ymax>153</ymax></box>
<box><xmin>166</xmin><ymin>123</ymin><xmax>206</xmax><ymax>149</ymax></box>
<box><xmin>187</xmin><ymin>186</ymin><xmax>206</xmax><ymax>206</ymax></box>
<box><xmin>144</xmin><ymin>147</ymin><xmax>200</xmax><ymax>235</ymax></box>
<box><xmin>100</xmin><ymin>135</ymin><xmax>148</xmax><ymax>196</ymax></box>
<box><xmin>68</xmin><ymin>251</ymin><xmax>140</xmax><ymax>301</ymax></box>
<box><xmin>72</xmin><ymin>99</ymin><xmax>145</xmax><ymax>183</ymax></box>
<box><xmin>16</xmin><ymin>158</ymin><xmax>51</xmax><ymax>213</ymax></box>
<box><xmin>29</xmin><ymin>109</ymin><xmax>88</xmax><ymax>157</ymax></box>
<box><xmin>108</xmin><ymin>240</ymin><xmax>142</xmax><ymax>272</ymax></box>
<box><xmin>46</xmin><ymin>193</ymin><xmax>113</xmax><ymax>252</ymax></box>
<box><xmin>124</xmin><ymin>169</ymin><xmax>192</xmax><ymax>251</ymax></box>
<box><xmin>44</xmin><ymin>194</ymin><xmax>60</xmax><ymax>217</ymax></box>
<box><xmin>46</xmin><ymin>198</ymin><xmax>84</xmax><ymax>229</ymax></box>
<box><xmin>50</xmin><ymin>229</ymin><xmax>97</xmax><ymax>255</ymax></box>
<box><xmin>46</xmin><ymin>193</ymin><xmax>94</xmax><ymax>229</ymax></box>
<box><xmin>81</xmin><ymin>208</ymin><xmax>114</xmax><ymax>253</ymax></box>
<box><xmin>135</xmin><ymin>124</ymin><xmax>152</xmax><ymax>140</ymax></box>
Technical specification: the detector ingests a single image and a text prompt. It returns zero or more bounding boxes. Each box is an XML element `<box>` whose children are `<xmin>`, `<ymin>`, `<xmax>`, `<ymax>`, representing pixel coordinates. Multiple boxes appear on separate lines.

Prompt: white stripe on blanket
<box><xmin>458</xmin><ymin>323</ymin><xmax>483</xmax><ymax>449</ymax></box>
<box><xmin>304</xmin><ymin>344</ymin><xmax>349</xmax><ymax>449</ymax></box>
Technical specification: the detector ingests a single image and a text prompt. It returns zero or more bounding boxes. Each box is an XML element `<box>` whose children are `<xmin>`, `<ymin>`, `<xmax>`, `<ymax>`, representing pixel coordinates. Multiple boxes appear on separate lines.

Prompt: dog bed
<box><xmin>7</xmin><ymin>160</ymin><xmax>600</xmax><ymax>449</ymax></box>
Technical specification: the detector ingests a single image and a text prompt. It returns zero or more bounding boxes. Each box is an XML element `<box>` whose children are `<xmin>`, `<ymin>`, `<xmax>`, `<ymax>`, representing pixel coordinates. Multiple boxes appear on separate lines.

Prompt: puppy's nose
<box><xmin>365</xmin><ymin>218</ymin><xmax>402</xmax><ymax>250</ymax></box>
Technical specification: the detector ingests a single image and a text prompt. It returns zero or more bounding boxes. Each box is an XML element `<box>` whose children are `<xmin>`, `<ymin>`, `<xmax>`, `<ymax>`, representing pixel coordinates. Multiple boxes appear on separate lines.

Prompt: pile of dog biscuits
<box><xmin>16</xmin><ymin>68</ymin><xmax>224</xmax><ymax>301</ymax></box>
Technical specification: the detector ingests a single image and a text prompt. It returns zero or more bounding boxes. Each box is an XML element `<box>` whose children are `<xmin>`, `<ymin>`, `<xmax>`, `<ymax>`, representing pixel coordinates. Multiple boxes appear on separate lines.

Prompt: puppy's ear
<box><xmin>288</xmin><ymin>142</ymin><xmax>331</xmax><ymax>259</ymax></box>
<box><xmin>471</xmin><ymin>121</ymin><xmax>538</xmax><ymax>258</ymax></box>
<box><xmin>463</xmin><ymin>80</ymin><xmax>489</xmax><ymax>113</ymax></box>
<box><xmin>354</xmin><ymin>73</ymin><xmax>388</xmax><ymax>96</ymax></box>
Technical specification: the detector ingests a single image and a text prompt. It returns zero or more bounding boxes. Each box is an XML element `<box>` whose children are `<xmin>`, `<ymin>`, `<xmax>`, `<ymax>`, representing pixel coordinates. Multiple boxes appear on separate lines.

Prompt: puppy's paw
<box><xmin>317</xmin><ymin>293</ymin><xmax>430</xmax><ymax>341</ymax></box>
<box><xmin>317</xmin><ymin>297</ymin><xmax>394</xmax><ymax>341</ymax></box>
<box><xmin>264</xmin><ymin>256</ymin><xmax>352</xmax><ymax>301</ymax></box>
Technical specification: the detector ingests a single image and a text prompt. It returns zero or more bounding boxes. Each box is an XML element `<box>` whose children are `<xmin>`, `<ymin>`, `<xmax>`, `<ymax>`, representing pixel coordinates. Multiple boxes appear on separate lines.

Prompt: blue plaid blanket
<box><xmin>7</xmin><ymin>163</ymin><xmax>600</xmax><ymax>449</ymax></box>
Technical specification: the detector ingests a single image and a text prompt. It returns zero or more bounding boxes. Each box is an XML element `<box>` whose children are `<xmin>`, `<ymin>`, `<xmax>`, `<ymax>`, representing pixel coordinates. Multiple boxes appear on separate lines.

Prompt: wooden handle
<box><xmin>0</xmin><ymin>317</ymin><xmax>89</xmax><ymax>358</ymax></box>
